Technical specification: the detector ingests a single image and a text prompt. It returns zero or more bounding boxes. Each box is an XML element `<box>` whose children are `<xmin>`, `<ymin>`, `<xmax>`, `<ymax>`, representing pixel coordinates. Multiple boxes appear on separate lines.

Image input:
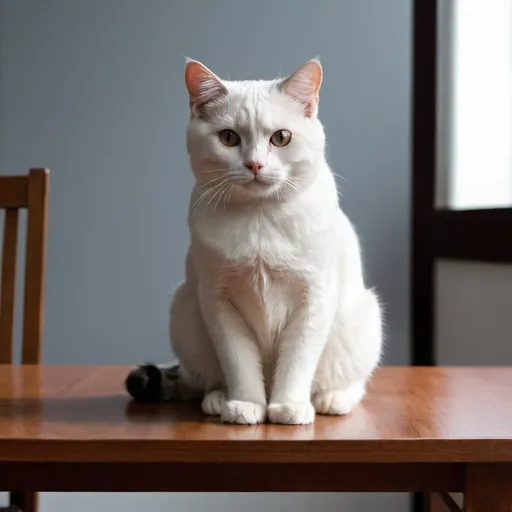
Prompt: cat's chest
<box><xmin>193</xmin><ymin>209</ymin><xmax>303</xmax><ymax>266</ymax></box>
<box><xmin>193</xmin><ymin>212</ymin><xmax>311</xmax><ymax>354</ymax></box>
<box><xmin>220</xmin><ymin>256</ymin><xmax>302</xmax><ymax>350</ymax></box>
<box><xmin>221</xmin><ymin>256</ymin><xmax>293</xmax><ymax>297</ymax></box>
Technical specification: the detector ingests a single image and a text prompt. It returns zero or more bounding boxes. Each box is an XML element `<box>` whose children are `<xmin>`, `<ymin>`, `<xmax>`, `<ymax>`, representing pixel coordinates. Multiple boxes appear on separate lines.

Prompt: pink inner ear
<box><xmin>185</xmin><ymin>60</ymin><xmax>226</xmax><ymax>115</ymax></box>
<box><xmin>282</xmin><ymin>60</ymin><xmax>323</xmax><ymax>117</ymax></box>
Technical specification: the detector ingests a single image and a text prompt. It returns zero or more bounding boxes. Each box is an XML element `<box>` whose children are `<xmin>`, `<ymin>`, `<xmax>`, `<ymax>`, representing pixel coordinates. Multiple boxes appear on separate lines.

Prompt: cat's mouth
<box><xmin>248</xmin><ymin>179</ymin><xmax>271</xmax><ymax>187</ymax></box>
<box><xmin>234</xmin><ymin>174</ymin><xmax>280</xmax><ymax>196</ymax></box>
<box><xmin>244</xmin><ymin>175</ymin><xmax>277</xmax><ymax>188</ymax></box>
<box><xmin>242</xmin><ymin>180</ymin><xmax>277</xmax><ymax>195</ymax></box>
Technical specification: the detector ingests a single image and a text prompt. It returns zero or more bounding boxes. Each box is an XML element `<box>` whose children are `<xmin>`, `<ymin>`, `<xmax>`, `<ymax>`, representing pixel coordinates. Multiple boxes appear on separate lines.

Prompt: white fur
<box><xmin>170</xmin><ymin>60</ymin><xmax>383</xmax><ymax>425</ymax></box>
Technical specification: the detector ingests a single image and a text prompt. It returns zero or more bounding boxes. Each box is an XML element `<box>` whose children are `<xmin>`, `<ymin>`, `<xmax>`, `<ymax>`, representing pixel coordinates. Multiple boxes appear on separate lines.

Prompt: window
<box><xmin>437</xmin><ymin>0</ymin><xmax>512</xmax><ymax>209</ymax></box>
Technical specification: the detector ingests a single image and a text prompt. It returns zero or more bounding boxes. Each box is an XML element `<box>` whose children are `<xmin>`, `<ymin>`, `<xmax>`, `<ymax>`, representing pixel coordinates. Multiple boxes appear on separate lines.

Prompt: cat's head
<box><xmin>185</xmin><ymin>59</ymin><xmax>325</xmax><ymax>203</ymax></box>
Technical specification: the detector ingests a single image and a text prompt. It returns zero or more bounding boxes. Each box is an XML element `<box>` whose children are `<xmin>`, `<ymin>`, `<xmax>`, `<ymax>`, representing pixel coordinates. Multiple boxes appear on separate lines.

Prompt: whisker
<box><xmin>214</xmin><ymin>183</ymin><xmax>231</xmax><ymax>213</ymax></box>
<box><xmin>204</xmin><ymin>179</ymin><xmax>229</xmax><ymax>213</ymax></box>
<box><xmin>222</xmin><ymin>184</ymin><xmax>232</xmax><ymax>210</ymax></box>
<box><xmin>191</xmin><ymin>179</ymin><xmax>228</xmax><ymax>216</ymax></box>
<box><xmin>283</xmin><ymin>180</ymin><xmax>297</xmax><ymax>199</ymax></box>
<box><xmin>212</xmin><ymin>182</ymin><xmax>230</xmax><ymax>213</ymax></box>
<box><xmin>277</xmin><ymin>182</ymin><xmax>288</xmax><ymax>201</ymax></box>
<box><xmin>199</xmin><ymin>167</ymin><xmax>231</xmax><ymax>172</ymax></box>
<box><xmin>284</xmin><ymin>179</ymin><xmax>300</xmax><ymax>193</ymax></box>
<box><xmin>195</xmin><ymin>170</ymin><xmax>231</xmax><ymax>182</ymax></box>
<box><xmin>331</xmin><ymin>172</ymin><xmax>349</xmax><ymax>183</ymax></box>
<box><xmin>197</xmin><ymin>175</ymin><xmax>227</xmax><ymax>189</ymax></box>
<box><xmin>190</xmin><ymin>189</ymin><xmax>213</xmax><ymax>217</ymax></box>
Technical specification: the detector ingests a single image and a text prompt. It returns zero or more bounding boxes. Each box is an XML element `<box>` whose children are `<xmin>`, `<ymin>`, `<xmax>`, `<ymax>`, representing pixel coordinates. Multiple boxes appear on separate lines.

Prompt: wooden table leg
<box><xmin>465</xmin><ymin>464</ymin><xmax>512</xmax><ymax>512</ymax></box>
<box><xmin>9</xmin><ymin>492</ymin><xmax>38</xmax><ymax>512</ymax></box>
<box><xmin>426</xmin><ymin>493</ymin><xmax>463</xmax><ymax>512</ymax></box>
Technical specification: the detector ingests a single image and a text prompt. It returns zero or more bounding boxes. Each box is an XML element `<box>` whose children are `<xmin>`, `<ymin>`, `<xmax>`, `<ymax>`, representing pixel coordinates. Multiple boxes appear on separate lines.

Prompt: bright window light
<box><xmin>437</xmin><ymin>0</ymin><xmax>512</xmax><ymax>210</ymax></box>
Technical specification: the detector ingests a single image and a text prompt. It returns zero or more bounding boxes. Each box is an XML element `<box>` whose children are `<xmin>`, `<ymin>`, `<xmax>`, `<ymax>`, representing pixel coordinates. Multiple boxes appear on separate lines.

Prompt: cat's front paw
<box><xmin>201</xmin><ymin>390</ymin><xmax>226</xmax><ymax>416</ymax></box>
<box><xmin>221</xmin><ymin>400</ymin><xmax>267</xmax><ymax>425</ymax></box>
<box><xmin>268</xmin><ymin>402</ymin><xmax>315</xmax><ymax>425</ymax></box>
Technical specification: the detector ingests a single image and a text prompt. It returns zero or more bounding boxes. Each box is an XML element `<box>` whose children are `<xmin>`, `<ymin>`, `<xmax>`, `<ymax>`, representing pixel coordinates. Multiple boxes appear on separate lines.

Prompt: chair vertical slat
<box><xmin>0</xmin><ymin>209</ymin><xmax>20</xmax><ymax>363</ymax></box>
<box><xmin>21</xmin><ymin>169</ymin><xmax>49</xmax><ymax>364</ymax></box>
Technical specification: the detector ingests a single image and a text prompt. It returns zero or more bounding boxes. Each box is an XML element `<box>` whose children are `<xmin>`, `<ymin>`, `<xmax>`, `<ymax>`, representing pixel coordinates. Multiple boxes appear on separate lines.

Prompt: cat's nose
<box><xmin>244</xmin><ymin>161</ymin><xmax>264</xmax><ymax>175</ymax></box>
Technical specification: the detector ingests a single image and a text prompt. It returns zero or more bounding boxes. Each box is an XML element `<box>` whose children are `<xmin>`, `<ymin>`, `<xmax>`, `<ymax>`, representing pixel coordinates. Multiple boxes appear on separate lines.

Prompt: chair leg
<box><xmin>9</xmin><ymin>492</ymin><xmax>38</xmax><ymax>512</ymax></box>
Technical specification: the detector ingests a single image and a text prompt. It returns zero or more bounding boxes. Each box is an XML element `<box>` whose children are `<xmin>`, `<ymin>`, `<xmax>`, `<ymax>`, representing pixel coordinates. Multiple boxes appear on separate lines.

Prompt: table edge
<box><xmin>0</xmin><ymin>438</ymin><xmax>512</xmax><ymax>463</ymax></box>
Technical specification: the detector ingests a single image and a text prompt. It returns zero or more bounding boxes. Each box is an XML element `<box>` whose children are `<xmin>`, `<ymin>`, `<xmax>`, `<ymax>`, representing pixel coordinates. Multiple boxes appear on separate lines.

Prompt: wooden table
<box><xmin>0</xmin><ymin>366</ymin><xmax>511</xmax><ymax>511</ymax></box>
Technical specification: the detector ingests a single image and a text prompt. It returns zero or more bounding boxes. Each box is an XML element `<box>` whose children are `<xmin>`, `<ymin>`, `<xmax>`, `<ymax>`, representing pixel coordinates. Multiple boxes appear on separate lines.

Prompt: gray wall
<box><xmin>436</xmin><ymin>261</ymin><xmax>512</xmax><ymax>365</ymax></box>
<box><xmin>0</xmin><ymin>1</ymin><xmax>411</xmax><ymax>510</ymax></box>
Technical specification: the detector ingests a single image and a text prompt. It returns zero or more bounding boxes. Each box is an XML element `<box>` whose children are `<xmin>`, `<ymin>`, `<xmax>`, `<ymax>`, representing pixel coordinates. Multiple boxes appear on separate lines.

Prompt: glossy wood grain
<box><xmin>0</xmin><ymin>366</ymin><xmax>511</xmax><ymax>464</ymax></box>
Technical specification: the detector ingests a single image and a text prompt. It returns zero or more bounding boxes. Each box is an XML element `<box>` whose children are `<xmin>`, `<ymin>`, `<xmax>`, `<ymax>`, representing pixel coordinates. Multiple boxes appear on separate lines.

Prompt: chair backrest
<box><xmin>0</xmin><ymin>168</ymin><xmax>49</xmax><ymax>364</ymax></box>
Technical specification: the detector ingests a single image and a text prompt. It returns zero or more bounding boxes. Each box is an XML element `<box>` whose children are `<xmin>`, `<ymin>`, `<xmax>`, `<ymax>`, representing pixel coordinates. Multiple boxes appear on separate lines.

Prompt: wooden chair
<box><xmin>0</xmin><ymin>168</ymin><xmax>49</xmax><ymax>512</ymax></box>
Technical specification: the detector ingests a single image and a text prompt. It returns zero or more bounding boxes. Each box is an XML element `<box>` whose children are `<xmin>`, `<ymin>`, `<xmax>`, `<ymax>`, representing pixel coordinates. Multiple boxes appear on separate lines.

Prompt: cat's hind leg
<box><xmin>125</xmin><ymin>364</ymin><xmax>200</xmax><ymax>403</ymax></box>
<box><xmin>312</xmin><ymin>380</ymin><xmax>367</xmax><ymax>415</ymax></box>
<box><xmin>312</xmin><ymin>288</ymin><xmax>383</xmax><ymax>415</ymax></box>
<box><xmin>125</xmin><ymin>364</ymin><xmax>226</xmax><ymax>416</ymax></box>
<box><xmin>126</xmin><ymin>280</ymin><xmax>226</xmax><ymax>414</ymax></box>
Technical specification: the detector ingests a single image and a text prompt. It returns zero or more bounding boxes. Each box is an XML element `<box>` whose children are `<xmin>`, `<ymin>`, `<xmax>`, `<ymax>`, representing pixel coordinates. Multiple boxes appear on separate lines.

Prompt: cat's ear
<box><xmin>184</xmin><ymin>59</ymin><xmax>227</xmax><ymax>117</ymax></box>
<box><xmin>281</xmin><ymin>59</ymin><xmax>323</xmax><ymax>118</ymax></box>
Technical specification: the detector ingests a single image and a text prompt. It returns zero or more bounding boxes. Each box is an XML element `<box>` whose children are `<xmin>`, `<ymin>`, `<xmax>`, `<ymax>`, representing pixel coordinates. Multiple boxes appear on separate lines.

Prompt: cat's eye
<box><xmin>270</xmin><ymin>130</ymin><xmax>292</xmax><ymax>147</ymax></box>
<box><xmin>219</xmin><ymin>129</ymin><xmax>241</xmax><ymax>147</ymax></box>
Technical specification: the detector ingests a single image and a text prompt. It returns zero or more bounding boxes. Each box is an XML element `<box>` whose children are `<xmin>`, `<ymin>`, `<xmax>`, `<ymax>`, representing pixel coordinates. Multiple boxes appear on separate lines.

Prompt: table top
<box><xmin>0</xmin><ymin>365</ymin><xmax>511</xmax><ymax>464</ymax></box>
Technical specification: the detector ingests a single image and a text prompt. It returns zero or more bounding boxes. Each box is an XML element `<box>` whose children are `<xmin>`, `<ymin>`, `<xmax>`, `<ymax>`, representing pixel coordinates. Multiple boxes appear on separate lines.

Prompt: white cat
<box><xmin>126</xmin><ymin>59</ymin><xmax>383</xmax><ymax>425</ymax></box>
